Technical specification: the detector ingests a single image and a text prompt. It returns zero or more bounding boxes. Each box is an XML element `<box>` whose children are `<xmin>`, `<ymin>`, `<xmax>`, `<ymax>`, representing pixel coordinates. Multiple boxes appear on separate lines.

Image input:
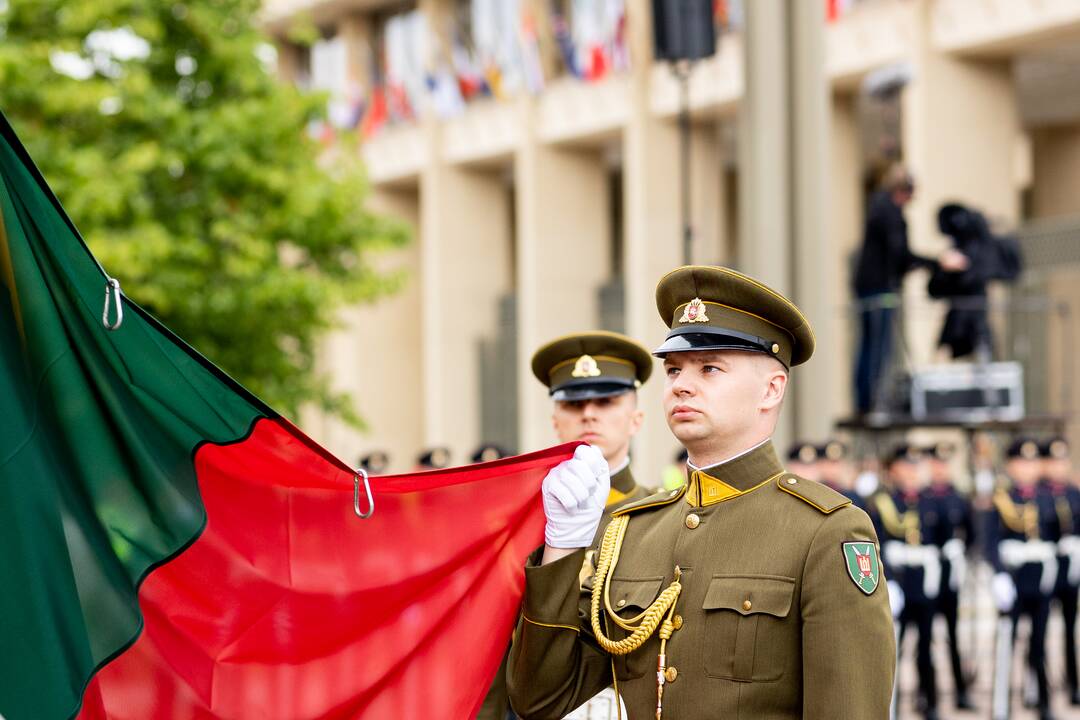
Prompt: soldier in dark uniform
<box><xmin>986</xmin><ymin>438</ymin><xmax>1060</xmax><ymax>720</ymax></box>
<box><xmin>358</xmin><ymin>450</ymin><xmax>389</xmax><ymax>475</ymax></box>
<box><xmin>817</xmin><ymin>440</ymin><xmax>865</xmax><ymax>511</ymax></box>
<box><xmin>415</xmin><ymin>446</ymin><xmax>451</xmax><ymax>470</ymax></box>
<box><xmin>786</xmin><ymin>441</ymin><xmax>821</xmax><ymax>482</ymax></box>
<box><xmin>471</xmin><ymin>443</ymin><xmax>510</xmax><ymax>464</ymax></box>
<box><xmin>507</xmin><ymin>266</ymin><xmax>894</xmax><ymax>719</ymax></box>
<box><xmin>479</xmin><ymin>331</ymin><xmax>654</xmax><ymax>720</ymax></box>
<box><xmin>1042</xmin><ymin>437</ymin><xmax>1080</xmax><ymax>706</ymax></box>
<box><xmin>872</xmin><ymin>445</ymin><xmax>942</xmax><ymax>720</ymax></box>
<box><xmin>922</xmin><ymin>442</ymin><xmax>976</xmax><ymax>710</ymax></box>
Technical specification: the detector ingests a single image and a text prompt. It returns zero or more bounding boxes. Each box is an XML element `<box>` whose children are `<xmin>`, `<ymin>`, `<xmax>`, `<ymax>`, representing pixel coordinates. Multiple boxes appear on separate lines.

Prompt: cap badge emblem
<box><xmin>572</xmin><ymin>354</ymin><xmax>602</xmax><ymax>378</ymax></box>
<box><xmin>679</xmin><ymin>298</ymin><xmax>709</xmax><ymax>324</ymax></box>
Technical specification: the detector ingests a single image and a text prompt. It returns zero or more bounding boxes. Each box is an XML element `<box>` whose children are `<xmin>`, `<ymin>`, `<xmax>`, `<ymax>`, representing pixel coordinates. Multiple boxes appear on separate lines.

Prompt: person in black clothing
<box><xmin>1041</xmin><ymin>437</ymin><xmax>1080</xmax><ymax>706</ymax></box>
<box><xmin>852</xmin><ymin>165</ymin><xmax>968</xmax><ymax>413</ymax></box>
<box><xmin>929</xmin><ymin>202</ymin><xmax>1023</xmax><ymax>359</ymax></box>
<box><xmin>922</xmin><ymin>442</ymin><xmax>976</xmax><ymax>710</ymax></box>
<box><xmin>871</xmin><ymin>445</ymin><xmax>942</xmax><ymax>720</ymax></box>
<box><xmin>986</xmin><ymin>438</ymin><xmax>1060</xmax><ymax>720</ymax></box>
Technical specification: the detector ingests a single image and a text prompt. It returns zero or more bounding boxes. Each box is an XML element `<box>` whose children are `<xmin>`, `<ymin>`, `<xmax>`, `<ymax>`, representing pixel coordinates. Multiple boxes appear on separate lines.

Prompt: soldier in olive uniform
<box><xmin>531</xmin><ymin>331</ymin><xmax>655</xmax><ymax>510</ymax></box>
<box><xmin>1041</xmin><ymin>437</ymin><xmax>1080</xmax><ymax>706</ymax></box>
<box><xmin>507</xmin><ymin>266</ymin><xmax>895</xmax><ymax>719</ymax></box>
<box><xmin>986</xmin><ymin>438</ymin><xmax>1059</xmax><ymax>720</ymax></box>
<box><xmin>872</xmin><ymin>445</ymin><xmax>942</xmax><ymax>720</ymax></box>
<box><xmin>921</xmin><ymin>442</ymin><xmax>976</xmax><ymax>710</ymax></box>
<box><xmin>479</xmin><ymin>331</ymin><xmax>654</xmax><ymax>720</ymax></box>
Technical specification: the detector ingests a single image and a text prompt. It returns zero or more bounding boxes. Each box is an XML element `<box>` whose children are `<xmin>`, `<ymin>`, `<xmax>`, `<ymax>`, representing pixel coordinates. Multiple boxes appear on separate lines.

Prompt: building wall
<box><xmin>269</xmin><ymin>0</ymin><xmax>1080</xmax><ymax>478</ymax></box>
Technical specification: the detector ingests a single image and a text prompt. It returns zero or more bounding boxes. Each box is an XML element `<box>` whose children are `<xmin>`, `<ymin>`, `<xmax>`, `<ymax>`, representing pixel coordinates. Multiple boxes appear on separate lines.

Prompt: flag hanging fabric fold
<box><xmin>0</xmin><ymin>112</ymin><xmax>568</xmax><ymax>720</ymax></box>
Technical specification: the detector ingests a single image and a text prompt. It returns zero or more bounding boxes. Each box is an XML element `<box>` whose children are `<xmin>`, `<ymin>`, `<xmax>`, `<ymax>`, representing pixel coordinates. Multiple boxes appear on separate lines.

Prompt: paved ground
<box><xmin>897</xmin><ymin>565</ymin><xmax>1080</xmax><ymax>719</ymax></box>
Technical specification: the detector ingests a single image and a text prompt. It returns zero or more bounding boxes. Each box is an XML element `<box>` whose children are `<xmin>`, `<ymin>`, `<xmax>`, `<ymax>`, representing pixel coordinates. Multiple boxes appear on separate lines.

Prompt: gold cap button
<box><xmin>771</xmin><ymin>343</ymin><xmax>780</xmax><ymax>354</ymax></box>
<box><xmin>787</xmin><ymin>477</ymin><xmax>797</xmax><ymax>485</ymax></box>
<box><xmin>664</xmin><ymin>666</ymin><xmax>678</xmax><ymax>683</ymax></box>
<box><xmin>742</xmin><ymin>600</ymin><xmax>753</xmax><ymax>611</ymax></box>
<box><xmin>616</xmin><ymin>599</ymin><xmax>626</xmax><ymax>607</ymax></box>
<box><xmin>672</xmin><ymin>614</ymin><xmax>684</xmax><ymax>630</ymax></box>
<box><xmin>685</xmin><ymin>513</ymin><xmax>700</xmax><ymax>529</ymax></box>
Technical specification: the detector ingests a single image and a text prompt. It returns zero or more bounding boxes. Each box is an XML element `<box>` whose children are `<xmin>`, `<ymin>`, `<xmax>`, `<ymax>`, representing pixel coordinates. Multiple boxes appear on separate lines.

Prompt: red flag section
<box><xmin>78</xmin><ymin>418</ymin><xmax>574</xmax><ymax>719</ymax></box>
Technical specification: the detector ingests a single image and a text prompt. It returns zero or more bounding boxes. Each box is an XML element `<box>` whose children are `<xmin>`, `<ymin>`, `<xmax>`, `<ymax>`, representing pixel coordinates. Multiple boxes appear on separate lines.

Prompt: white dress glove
<box><xmin>992</xmin><ymin>572</ymin><xmax>1017</xmax><ymax>613</ymax></box>
<box><xmin>542</xmin><ymin>445</ymin><xmax>610</xmax><ymax>549</ymax></box>
<box><xmin>886</xmin><ymin>580</ymin><xmax>905</xmax><ymax>619</ymax></box>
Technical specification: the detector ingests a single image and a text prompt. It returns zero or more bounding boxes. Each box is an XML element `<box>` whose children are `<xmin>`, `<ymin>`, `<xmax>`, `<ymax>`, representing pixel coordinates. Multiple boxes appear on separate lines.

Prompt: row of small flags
<box><xmin>310</xmin><ymin>0</ymin><xmax>857</xmax><ymax>143</ymax></box>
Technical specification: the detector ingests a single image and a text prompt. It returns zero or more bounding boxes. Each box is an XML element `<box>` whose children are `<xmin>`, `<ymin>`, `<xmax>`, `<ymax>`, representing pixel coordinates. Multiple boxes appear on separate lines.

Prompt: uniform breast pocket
<box><xmin>702</xmin><ymin>574</ymin><xmax>796</xmax><ymax>682</ymax></box>
<box><xmin>605</xmin><ymin>576</ymin><xmax>664</xmax><ymax>680</ymax></box>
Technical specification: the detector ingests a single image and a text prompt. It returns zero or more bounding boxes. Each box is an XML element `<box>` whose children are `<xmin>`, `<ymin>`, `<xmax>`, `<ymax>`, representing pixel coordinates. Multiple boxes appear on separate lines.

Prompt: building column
<box><xmin>623</xmin><ymin>0</ymin><xmax>682</xmax><ymax>487</ymax></box>
<box><xmin>309</xmin><ymin>188</ymin><xmax>423</xmax><ymax>473</ymax></box>
<box><xmin>901</xmin><ymin>0</ymin><xmax>1022</xmax><ymax>363</ymax></box>
<box><xmin>420</xmin><ymin>138</ymin><xmax>513</xmax><ymax>460</ymax></box>
<box><xmin>738</xmin><ymin>0</ymin><xmax>830</xmax><ymax>445</ymax></box>
<box><xmin>828</xmin><ymin>91</ymin><xmax>865</xmax><ymax>420</ymax></box>
<box><xmin>516</xmin><ymin>106</ymin><xmax>612</xmax><ymax>452</ymax></box>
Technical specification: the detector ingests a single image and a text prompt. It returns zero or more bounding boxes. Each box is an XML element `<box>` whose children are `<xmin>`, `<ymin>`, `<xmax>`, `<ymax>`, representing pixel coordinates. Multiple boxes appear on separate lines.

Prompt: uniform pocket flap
<box><xmin>608</xmin><ymin>576</ymin><xmax>664</xmax><ymax>612</ymax></box>
<box><xmin>702</xmin><ymin>575</ymin><xmax>795</xmax><ymax>618</ymax></box>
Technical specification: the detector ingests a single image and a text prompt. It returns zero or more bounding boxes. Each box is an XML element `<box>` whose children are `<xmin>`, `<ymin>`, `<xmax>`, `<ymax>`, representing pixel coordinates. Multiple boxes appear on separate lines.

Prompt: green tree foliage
<box><xmin>0</xmin><ymin>0</ymin><xmax>407</xmax><ymax>426</ymax></box>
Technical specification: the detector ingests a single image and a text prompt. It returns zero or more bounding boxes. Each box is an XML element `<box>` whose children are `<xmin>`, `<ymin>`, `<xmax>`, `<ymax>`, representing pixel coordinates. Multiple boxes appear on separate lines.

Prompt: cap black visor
<box><xmin>652</xmin><ymin>326</ymin><xmax>777</xmax><ymax>361</ymax></box>
<box><xmin>551</xmin><ymin>378</ymin><xmax>636</xmax><ymax>402</ymax></box>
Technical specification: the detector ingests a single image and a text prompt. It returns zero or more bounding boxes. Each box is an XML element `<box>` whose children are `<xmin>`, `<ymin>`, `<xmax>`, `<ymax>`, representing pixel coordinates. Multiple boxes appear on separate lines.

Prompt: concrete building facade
<box><xmin>261</xmin><ymin>0</ymin><xmax>1080</xmax><ymax>484</ymax></box>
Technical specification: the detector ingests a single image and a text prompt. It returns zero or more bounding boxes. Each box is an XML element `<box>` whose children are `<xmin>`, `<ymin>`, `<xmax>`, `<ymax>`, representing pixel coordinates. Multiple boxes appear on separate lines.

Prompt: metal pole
<box><xmin>676</xmin><ymin>61</ymin><xmax>692</xmax><ymax>265</ymax></box>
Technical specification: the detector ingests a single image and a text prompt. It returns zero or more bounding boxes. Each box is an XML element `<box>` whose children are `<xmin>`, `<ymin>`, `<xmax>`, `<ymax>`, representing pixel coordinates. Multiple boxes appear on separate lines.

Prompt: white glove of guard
<box><xmin>992</xmin><ymin>572</ymin><xmax>1017</xmax><ymax>613</ymax></box>
<box><xmin>542</xmin><ymin>445</ymin><xmax>610</xmax><ymax>549</ymax></box>
<box><xmin>886</xmin><ymin>580</ymin><xmax>905</xmax><ymax>619</ymax></box>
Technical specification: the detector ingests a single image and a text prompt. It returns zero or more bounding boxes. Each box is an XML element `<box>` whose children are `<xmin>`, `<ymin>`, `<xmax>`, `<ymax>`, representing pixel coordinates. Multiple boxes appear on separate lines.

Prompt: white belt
<box><xmin>1058</xmin><ymin>535</ymin><xmax>1080</xmax><ymax>586</ymax></box>
<box><xmin>941</xmin><ymin>538</ymin><xmax>966</xmax><ymax>592</ymax></box>
<box><xmin>1000</xmin><ymin>539</ymin><xmax>1058</xmax><ymax>594</ymax></box>
<box><xmin>884</xmin><ymin>541</ymin><xmax>941</xmax><ymax>599</ymax></box>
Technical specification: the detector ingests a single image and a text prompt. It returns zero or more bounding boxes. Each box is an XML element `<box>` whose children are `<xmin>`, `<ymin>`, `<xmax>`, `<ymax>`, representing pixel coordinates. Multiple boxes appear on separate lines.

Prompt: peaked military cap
<box><xmin>888</xmin><ymin>444</ymin><xmax>922</xmax><ymax>465</ymax></box>
<box><xmin>1040</xmin><ymin>436</ymin><xmax>1069</xmax><ymax>460</ymax></box>
<box><xmin>653</xmin><ymin>265</ymin><xmax>815</xmax><ymax>367</ymax></box>
<box><xmin>923</xmin><ymin>442</ymin><xmax>955</xmax><ymax>462</ymax></box>
<box><xmin>531</xmin><ymin>331</ymin><xmax>653</xmax><ymax>402</ymax></box>
<box><xmin>359</xmin><ymin>450</ymin><xmax>389</xmax><ymax>474</ymax></box>
<box><xmin>470</xmin><ymin>443</ymin><xmax>509</xmax><ymax>464</ymax></box>
<box><xmin>1006</xmin><ymin>437</ymin><xmax>1041</xmax><ymax>460</ymax></box>
<box><xmin>788</xmin><ymin>441</ymin><xmax>820</xmax><ymax>464</ymax></box>
<box><xmin>417</xmin><ymin>446</ymin><xmax>451</xmax><ymax>469</ymax></box>
<box><xmin>819</xmin><ymin>440</ymin><xmax>847</xmax><ymax>461</ymax></box>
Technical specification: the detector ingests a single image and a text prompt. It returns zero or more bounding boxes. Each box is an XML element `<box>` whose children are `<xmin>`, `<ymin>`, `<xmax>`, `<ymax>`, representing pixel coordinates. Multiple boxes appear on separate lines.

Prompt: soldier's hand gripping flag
<box><xmin>0</xmin><ymin>112</ymin><xmax>571</xmax><ymax>720</ymax></box>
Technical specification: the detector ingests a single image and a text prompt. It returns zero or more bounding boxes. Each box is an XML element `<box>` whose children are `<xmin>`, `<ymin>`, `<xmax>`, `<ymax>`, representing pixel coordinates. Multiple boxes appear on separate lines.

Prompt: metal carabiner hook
<box><xmin>102</xmin><ymin>277</ymin><xmax>123</xmax><ymax>331</ymax></box>
<box><xmin>353</xmin><ymin>468</ymin><xmax>374</xmax><ymax>519</ymax></box>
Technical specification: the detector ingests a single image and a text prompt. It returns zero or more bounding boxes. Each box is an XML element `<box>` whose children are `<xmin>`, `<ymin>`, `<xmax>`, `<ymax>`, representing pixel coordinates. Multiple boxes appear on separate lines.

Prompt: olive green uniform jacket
<box><xmin>476</xmin><ymin>464</ymin><xmax>649</xmax><ymax>720</ymax></box>
<box><xmin>507</xmin><ymin>441</ymin><xmax>895</xmax><ymax>719</ymax></box>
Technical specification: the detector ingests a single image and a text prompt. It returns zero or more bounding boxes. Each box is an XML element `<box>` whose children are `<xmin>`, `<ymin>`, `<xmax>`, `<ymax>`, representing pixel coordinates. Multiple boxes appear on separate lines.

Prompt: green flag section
<box><xmin>0</xmin><ymin>111</ymin><xmax>568</xmax><ymax>720</ymax></box>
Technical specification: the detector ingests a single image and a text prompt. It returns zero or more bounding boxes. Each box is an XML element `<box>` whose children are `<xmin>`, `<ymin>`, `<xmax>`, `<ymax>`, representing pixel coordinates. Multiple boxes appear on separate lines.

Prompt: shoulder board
<box><xmin>776</xmin><ymin>474</ymin><xmax>852</xmax><ymax>514</ymax></box>
<box><xmin>611</xmin><ymin>484</ymin><xmax>687</xmax><ymax>517</ymax></box>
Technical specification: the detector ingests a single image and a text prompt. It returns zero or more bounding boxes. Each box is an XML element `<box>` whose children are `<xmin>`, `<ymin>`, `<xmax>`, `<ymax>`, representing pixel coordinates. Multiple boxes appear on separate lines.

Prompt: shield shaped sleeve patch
<box><xmin>842</xmin><ymin>541</ymin><xmax>881</xmax><ymax>595</ymax></box>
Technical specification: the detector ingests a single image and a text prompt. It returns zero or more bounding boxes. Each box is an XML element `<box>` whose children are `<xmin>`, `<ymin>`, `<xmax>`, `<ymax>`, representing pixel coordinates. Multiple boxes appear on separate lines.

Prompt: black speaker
<box><xmin>652</xmin><ymin>0</ymin><xmax>716</xmax><ymax>62</ymax></box>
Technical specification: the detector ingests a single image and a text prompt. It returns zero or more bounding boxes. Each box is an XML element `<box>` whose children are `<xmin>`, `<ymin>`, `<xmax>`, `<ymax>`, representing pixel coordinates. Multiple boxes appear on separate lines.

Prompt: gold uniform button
<box><xmin>616</xmin><ymin>599</ymin><xmax>626</xmax><ymax>608</ymax></box>
<box><xmin>685</xmin><ymin>513</ymin><xmax>700</xmax><ymax>529</ymax></box>
<box><xmin>672</xmin><ymin>614</ymin><xmax>684</xmax><ymax>630</ymax></box>
<box><xmin>787</xmin><ymin>477</ymin><xmax>798</xmax><ymax>485</ymax></box>
<box><xmin>664</xmin><ymin>666</ymin><xmax>678</xmax><ymax>683</ymax></box>
<box><xmin>742</xmin><ymin>600</ymin><xmax>753</xmax><ymax>611</ymax></box>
